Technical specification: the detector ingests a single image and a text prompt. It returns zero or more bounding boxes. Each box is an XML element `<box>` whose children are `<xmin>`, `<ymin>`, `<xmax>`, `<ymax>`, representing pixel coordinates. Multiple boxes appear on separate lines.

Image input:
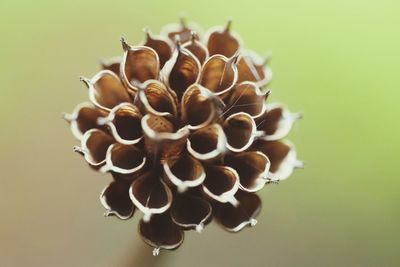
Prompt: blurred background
<box><xmin>1</xmin><ymin>0</ymin><xmax>399</xmax><ymax>266</ymax></box>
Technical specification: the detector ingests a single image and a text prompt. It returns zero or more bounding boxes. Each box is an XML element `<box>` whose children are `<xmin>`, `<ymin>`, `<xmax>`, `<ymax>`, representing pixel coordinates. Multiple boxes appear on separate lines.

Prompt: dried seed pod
<box><xmin>199</xmin><ymin>53</ymin><xmax>239</xmax><ymax>97</ymax></box>
<box><xmin>81</xmin><ymin>70</ymin><xmax>131</xmax><ymax>112</ymax></box>
<box><xmin>97</xmin><ymin>103</ymin><xmax>143</xmax><ymax>145</ymax></box>
<box><xmin>62</xmin><ymin>102</ymin><xmax>107</xmax><ymax>140</ymax></box>
<box><xmin>142</xmin><ymin>28</ymin><xmax>173</xmax><ymax>68</ymax></box>
<box><xmin>65</xmin><ymin>20</ymin><xmax>302</xmax><ymax>254</ymax></box>
<box><xmin>256</xmin><ymin>103</ymin><xmax>301</xmax><ymax>141</ymax></box>
<box><xmin>120</xmin><ymin>38</ymin><xmax>160</xmax><ymax>92</ymax></box>
<box><xmin>236</xmin><ymin>50</ymin><xmax>272</xmax><ymax>87</ymax></box>
<box><xmin>204</xmin><ymin>20</ymin><xmax>241</xmax><ymax>57</ymax></box>
<box><xmin>182</xmin><ymin>31</ymin><xmax>209</xmax><ymax>65</ymax></box>
<box><xmin>223</xmin><ymin>112</ymin><xmax>263</xmax><ymax>152</ymax></box>
<box><xmin>161</xmin><ymin>43</ymin><xmax>201</xmax><ymax>100</ymax></box>
<box><xmin>181</xmin><ymin>84</ymin><xmax>223</xmax><ymax>130</ymax></box>
<box><xmin>136</xmin><ymin>79</ymin><xmax>178</xmax><ymax>119</ymax></box>
<box><xmin>224</xmin><ymin>82</ymin><xmax>269</xmax><ymax>119</ymax></box>
<box><xmin>100</xmin><ymin>180</ymin><xmax>135</xmax><ymax>220</ymax></box>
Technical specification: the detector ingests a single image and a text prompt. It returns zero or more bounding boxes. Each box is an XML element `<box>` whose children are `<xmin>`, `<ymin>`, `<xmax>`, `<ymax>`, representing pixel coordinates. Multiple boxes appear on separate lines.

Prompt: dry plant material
<box><xmin>64</xmin><ymin>19</ymin><xmax>302</xmax><ymax>255</ymax></box>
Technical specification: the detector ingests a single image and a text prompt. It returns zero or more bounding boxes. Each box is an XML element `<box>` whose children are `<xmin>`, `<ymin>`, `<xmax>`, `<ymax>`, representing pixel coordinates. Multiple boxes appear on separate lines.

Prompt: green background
<box><xmin>1</xmin><ymin>0</ymin><xmax>399</xmax><ymax>266</ymax></box>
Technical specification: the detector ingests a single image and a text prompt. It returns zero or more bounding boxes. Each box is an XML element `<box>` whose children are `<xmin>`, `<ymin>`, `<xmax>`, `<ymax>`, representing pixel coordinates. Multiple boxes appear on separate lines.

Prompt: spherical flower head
<box><xmin>63</xmin><ymin>18</ymin><xmax>303</xmax><ymax>255</ymax></box>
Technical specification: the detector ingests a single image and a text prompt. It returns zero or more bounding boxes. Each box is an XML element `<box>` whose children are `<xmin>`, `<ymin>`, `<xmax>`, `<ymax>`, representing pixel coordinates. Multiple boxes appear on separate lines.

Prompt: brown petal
<box><xmin>97</xmin><ymin>103</ymin><xmax>143</xmax><ymax>145</ymax></box>
<box><xmin>171</xmin><ymin>194</ymin><xmax>212</xmax><ymax>232</ymax></box>
<box><xmin>182</xmin><ymin>31</ymin><xmax>208</xmax><ymax>64</ymax></box>
<box><xmin>237</xmin><ymin>50</ymin><xmax>272</xmax><ymax>87</ymax></box>
<box><xmin>136</xmin><ymin>79</ymin><xmax>178</xmax><ymax>119</ymax></box>
<box><xmin>252</xmin><ymin>140</ymin><xmax>303</xmax><ymax>181</ymax></box>
<box><xmin>161</xmin><ymin>43</ymin><xmax>201</xmax><ymax>100</ymax></box>
<box><xmin>213</xmin><ymin>190</ymin><xmax>261</xmax><ymax>232</ymax></box>
<box><xmin>100</xmin><ymin>180</ymin><xmax>135</xmax><ymax>220</ymax></box>
<box><xmin>187</xmin><ymin>124</ymin><xmax>227</xmax><ymax>161</ymax></box>
<box><xmin>100</xmin><ymin>143</ymin><xmax>146</xmax><ymax>174</ymax></box>
<box><xmin>139</xmin><ymin>213</ymin><xmax>184</xmax><ymax>255</ymax></box>
<box><xmin>129</xmin><ymin>172</ymin><xmax>173</xmax><ymax>222</ymax></box>
<box><xmin>256</xmin><ymin>103</ymin><xmax>301</xmax><ymax>141</ymax></box>
<box><xmin>142</xmin><ymin>28</ymin><xmax>173</xmax><ymax>68</ymax></box>
<box><xmin>74</xmin><ymin>129</ymin><xmax>114</xmax><ymax>166</ymax></box>
<box><xmin>163</xmin><ymin>151</ymin><xmax>205</xmax><ymax>193</ymax></box>
<box><xmin>223</xmin><ymin>112</ymin><xmax>263</xmax><ymax>152</ymax></box>
<box><xmin>226</xmin><ymin>151</ymin><xmax>270</xmax><ymax>192</ymax></box>
<box><xmin>202</xmin><ymin>165</ymin><xmax>240</xmax><ymax>205</ymax></box>
<box><xmin>161</xmin><ymin>17</ymin><xmax>201</xmax><ymax>44</ymax></box>
<box><xmin>181</xmin><ymin>84</ymin><xmax>224</xmax><ymax>130</ymax></box>
<box><xmin>81</xmin><ymin>70</ymin><xmax>131</xmax><ymax>112</ymax></box>
<box><xmin>205</xmin><ymin>20</ymin><xmax>241</xmax><ymax>57</ymax></box>
<box><xmin>120</xmin><ymin>38</ymin><xmax>160</xmax><ymax>92</ymax></box>
<box><xmin>101</xmin><ymin>56</ymin><xmax>121</xmax><ymax>76</ymax></box>
<box><xmin>224</xmin><ymin>82</ymin><xmax>269</xmax><ymax>119</ymax></box>
<box><xmin>199</xmin><ymin>54</ymin><xmax>239</xmax><ymax>96</ymax></box>
<box><xmin>141</xmin><ymin>114</ymin><xmax>189</xmax><ymax>161</ymax></box>
<box><xmin>62</xmin><ymin>102</ymin><xmax>107</xmax><ymax>140</ymax></box>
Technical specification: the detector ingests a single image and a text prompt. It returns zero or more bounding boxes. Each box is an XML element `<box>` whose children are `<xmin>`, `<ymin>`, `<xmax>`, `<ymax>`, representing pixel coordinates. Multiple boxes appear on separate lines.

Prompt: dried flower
<box><xmin>63</xmin><ymin>19</ymin><xmax>302</xmax><ymax>255</ymax></box>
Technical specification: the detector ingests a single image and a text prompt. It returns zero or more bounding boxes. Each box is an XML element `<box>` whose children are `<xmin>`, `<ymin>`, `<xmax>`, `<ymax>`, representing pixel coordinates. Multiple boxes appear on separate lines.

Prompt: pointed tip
<box><xmin>143</xmin><ymin>27</ymin><xmax>151</xmax><ymax>40</ymax></box>
<box><xmin>229</xmin><ymin>51</ymin><xmax>240</xmax><ymax>65</ymax></box>
<box><xmin>195</xmin><ymin>223</ymin><xmax>204</xmax><ymax>233</ymax></box>
<box><xmin>263</xmin><ymin>51</ymin><xmax>273</xmax><ymax>66</ymax></box>
<box><xmin>61</xmin><ymin>112</ymin><xmax>73</xmax><ymax>121</ymax></box>
<box><xmin>190</xmin><ymin>30</ymin><xmax>197</xmax><ymax>43</ymax></box>
<box><xmin>224</xmin><ymin>18</ymin><xmax>232</xmax><ymax>32</ymax></box>
<box><xmin>73</xmin><ymin>146</ymin><xmax>86</xmax><ymax>155</ymax></box>
<box><xmin>179</xmin><ymin>16</ymin><xmax>187</xmax><ymax>29</ymax></box>
<box><xmin>250</xmin><ymin>218</ymin><xmax>258</xmax><ymax>227</ymax></box>
<box><xmin>79</xmin><ymin>76</ymin><xmax>91</xmax><ymax>87</ymax></box>
<box><xmin>120</xmin><ymin>37</ymin><xmax>130</xmax><ymax>51</ymax></box>
<box><xmin>294</xmin><ymin>160</ymin><xmax>305</xmax><ymax>169</ymax></box>
<box><xmin>152</xmin><ymin>247</ymin><xmax>160</xmax><ymax>256</ymax></box>
<box><xmin>293</xmin><ymin>112</ymin><xmax>303</xmax><ymax>120</ymax></box>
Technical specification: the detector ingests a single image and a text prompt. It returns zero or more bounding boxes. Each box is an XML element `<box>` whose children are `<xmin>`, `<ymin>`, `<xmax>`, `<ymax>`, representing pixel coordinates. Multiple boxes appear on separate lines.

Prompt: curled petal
<box><xmin>120</xmin><ymin>38</ymin><xmax>160</xmax><ymax>92</ymax></box>
<box><xmin>62</xmin><ymin>102</ymin><xmax>107</xmax><ymax>140</ymax></box>
<box><xmin>252</xmin><ymin>140</ymin><xmax>303</xmax><ymax>181</ymax></box>
<box><xmin>129</xmin><ymin>172</ymin><xmax>173</xmax><ymax>222</ymax></box>
<box><xmin>75</xmin><ymin>129</ymin><xmax>114</xmax><ymax>166</ymax></box>
<box><xmin>161</xmin><ymin>44</ymin><xmax>201</xmax><ymax>100</ymax></box>
<box><xmin>203</xmin><ymin>165</ymin><xmax>240</xmax><ymax>205</ymax></box>
<box><xmin>142</xmin><ymin>114</ymin><xmax>189</xmax><ymax>160</ymax></box>
<box><xmin>182</xmin><ymin>31</ymin><xmax>209</xmax><ymax>64</ymax></box>
<box><xmin>101</xmin><ymin>56</ymin><xmax>121</xmax><ymax>76</ymax></box>
<box><xmin>97</xmin><ymin>103</ymin><xmax>143</xmax><ymax>145</ymax></box>
<box><xmin>226</xmin><ymin>151</ymin><xmax>270</xmax><ymax>192</ymax></box>
<box><xmin>187</xmin><ymin>124</ymin><xmax>227</xmax><ymax>161</ymax></box>
<box><xmin>199</xmin><ymin>54</ymin><xmax>238</xmax><ymax>97</ymax></box>
<box><xmin>163</xmin><ymin>151</ymin><xmax>205</xmax><ymax>193</ymax></box>
<box><xmin>181</xmin><ymin>84</ymin><xmax>223</xmax><ymax>130</ymax></box>
<box><xmin>161</xmin><ymin>17</ymin><xmax>202</xmax><ymax>44</ymax></box>
<box><xmin>171</xmin><ymin>194</ymin><xmax>212</xmax><ymax>232</ymax></box>
<box><xmin>214</xmin><ymin>190</ymin><xmax>261</xmax><ymax>232</ymax></box>
<box><xmin>257</xmin><ymin>103</ymin><xmax>301</xmax><ymax>141</ymax></box>
<box><xmin>100</xmin><ymin>180</ymin><xmax>135</xmax><ymax>220</ymax></box>
<box><xmin>224</xmin><ymin>82</ymin><xmax>269</xmax><ymax>119</ymax></box>
<box><xmin>139</xmin><ymin>213</ymin><xmax>184</xmax><ymax>255</ymax></box>
<box><xmin>136</xmin><ymin>80</ymin><xmax>178</xmax><ymax>119</ymax></box>
<box><xmin>223</xmin><ymin>112</ymin><xmax>263</xmax><ymax>152</ymax></box>
<box><xmin>204</xmin><ymin>20</ymin><xmax>241</xmax><ymax>57</ymax></box>
<box><xmin>237</xmin><ymin>50</ymin><xmax>272</xmax><ymax>87</ymax></box>
<box><xmin>142</xmin><ymin>28</ymin><xmax>173</xmax><ymax>68</ymax></box>
<box><xmin>81</xmin><ymin>70</ymin><xmax>131</xmax><ymax>112</ymax></box>
<box><xmin>100</xmin><ymin>143</ymin><xmax>146</xmax><ymax>174</ymax></box>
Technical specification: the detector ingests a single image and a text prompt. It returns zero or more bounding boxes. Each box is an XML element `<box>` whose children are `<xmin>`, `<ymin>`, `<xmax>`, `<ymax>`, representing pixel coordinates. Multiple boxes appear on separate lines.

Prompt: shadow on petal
<box><xmin>101</xmin><ymin>56</ymin><xmax>121</xmax><ymax>76</ymax></box>
<box><xmin>100</xmin><ymin>180</ymin><xmax>135</xmax><ymax>220</ymax></box>
<box><xmin>236</xmin><ymin>50</ymin><xmax>272</xmax><ymax>87</ymax></box>
<box><xmin>100</xmin><ymin>143</ymin><xmax>146</xmax><ymax>174</ymax></box>
<box><xmin>182</xmin><ymin>31</ymin><xmax>209</xmax><ymax>65</ymax></box>
<box><xmin>142</xmin><ymin>29</ymin><xmax>173</xmax><ymax>68</ymax></box>
<box><xmin>139</xmin><ymin>212</ymin><xmax>184</xmax><ymax>255</ymax></box>
<box><xmin>213</xmin><ymin>190</ymin><xmax>261</xmax><ymax>232</ymax></box>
